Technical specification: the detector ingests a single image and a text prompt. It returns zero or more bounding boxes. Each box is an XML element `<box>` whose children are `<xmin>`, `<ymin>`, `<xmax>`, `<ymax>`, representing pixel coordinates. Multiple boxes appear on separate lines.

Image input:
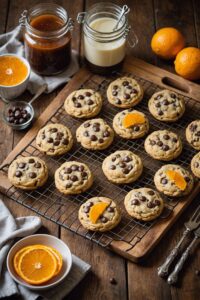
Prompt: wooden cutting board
<box><xmin>0</xmin><ymin>56</ymin><xmax>200</xmax><ymax>262</ymax></box>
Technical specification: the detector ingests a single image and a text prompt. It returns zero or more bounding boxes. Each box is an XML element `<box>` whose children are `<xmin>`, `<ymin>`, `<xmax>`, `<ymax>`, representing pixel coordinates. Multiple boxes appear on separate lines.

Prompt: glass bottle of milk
<box><xmin>77</xmin><ymin>3</ymin><xmax>137</xmax><ymax>75</ymax></box>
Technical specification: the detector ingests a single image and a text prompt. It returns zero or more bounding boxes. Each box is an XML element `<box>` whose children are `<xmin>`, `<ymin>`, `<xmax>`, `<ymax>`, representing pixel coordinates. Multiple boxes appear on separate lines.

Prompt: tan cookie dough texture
<box><xmin>102</xmin><ymin>150</ymin><xmax>143</xmax><ymax>184</ymax></box>
<box><xmin>8</xmin><ymin>156</ymin><xmax>48</xmax><ymax>190</ymax></box>
<box><xmin>55</xmin><ymin>161</ymin><xmax>93</xmax><ymax>195</ymax></box>
<box><xmin>148</xmin><ymin>89</ymin><xmax>185</xmax><ymax>122</ymax></box>
<box><xmin>144</xmin><ymin>130</ymin><xmax>182</xmax><ymax>161</ymax></box>
<box><xmin>36</xmin><ymin>123</ymin><xmax>73</xmax><ymax>156</ymax></box>
<box><xmin>107</xmin><ymin>77</ymin><xmax>144</xmax><ymax>108</ymax></box>
<box><xmin>191</xmin><ymin>152</ymin><xmax>200</xmax><ymax>178</ymax></box>
<box><xmin>76</xmin><ymin>118</ymin><xmax>114</xmax><ymax>150</ymax></box>
<box><xmin>113</xmin><ymin>109</ymin><xmax>149</xmax><ymax>139</ymax></box>
<box><xmin>124</xmin><ymin>188</ymin><xmax>164</xmax><ymax>221</ymax></box>
<box><xmin>78</xmin><ymin>197</ymin><xmax>121</xmax><ymax>232</ymax></box>
<box><xmin>154</xmin><ymin>164</ymin><xmax>194</xmax><ymax>197</ymax></box>
<box><xmin>64</xmin><ymin>89</ymin><xmax>102</xmax><ymax>118</ymax></box>
<box><xmin>186</xmin><ymin>120</ymin><xmax>200</xmax><ymax>150</ymax></box>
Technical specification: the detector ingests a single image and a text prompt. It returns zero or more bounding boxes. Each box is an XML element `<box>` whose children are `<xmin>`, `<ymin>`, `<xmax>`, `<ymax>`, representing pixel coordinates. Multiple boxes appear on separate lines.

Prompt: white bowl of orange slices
<box><xmin>7</xmin><ymin>234</ymin><xmax>72</xmax><ymax>290</ymax></box>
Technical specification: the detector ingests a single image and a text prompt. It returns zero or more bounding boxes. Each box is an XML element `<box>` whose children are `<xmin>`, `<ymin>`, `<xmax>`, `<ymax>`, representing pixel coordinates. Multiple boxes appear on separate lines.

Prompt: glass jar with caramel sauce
<box><xmin>21</xmin><ymin>3</ymin><xmax>73</xmax><ymax>75</ymax></box>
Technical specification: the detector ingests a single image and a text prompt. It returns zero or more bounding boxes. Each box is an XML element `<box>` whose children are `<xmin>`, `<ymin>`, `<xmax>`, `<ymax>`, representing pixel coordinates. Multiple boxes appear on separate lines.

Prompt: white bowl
<box><xmin>0</xmin><ymin>54</ymin><xmax>30</xmax><ymax>100</ymax></box>
<box><xmin>7</xmin><ymin>234</ymin><xmax>72</xmax><ymax>291</ymax></box>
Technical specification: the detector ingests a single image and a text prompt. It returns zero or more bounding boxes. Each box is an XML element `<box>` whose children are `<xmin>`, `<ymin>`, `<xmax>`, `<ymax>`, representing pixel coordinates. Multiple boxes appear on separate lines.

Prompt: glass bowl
<box><xmin>2</xmin><ymin>100</ymin><xmax>34</xmax><ymax>130</ymax></box>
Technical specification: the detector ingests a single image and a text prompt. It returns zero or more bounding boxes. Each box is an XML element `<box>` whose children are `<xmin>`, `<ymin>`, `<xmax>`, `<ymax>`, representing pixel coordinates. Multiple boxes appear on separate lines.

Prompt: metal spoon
<box><xmin>113</xmin><ymin>5</ymin><xmax>130</xmax><ymax>31</ymax></box>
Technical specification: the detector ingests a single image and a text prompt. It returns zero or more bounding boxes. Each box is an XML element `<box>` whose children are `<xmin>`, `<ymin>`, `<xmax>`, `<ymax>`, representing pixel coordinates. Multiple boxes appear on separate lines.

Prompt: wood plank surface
<box><xmin>0</xmin><ymin>1</ymin><xmax>200</xmax><ymax>300</ymax></box>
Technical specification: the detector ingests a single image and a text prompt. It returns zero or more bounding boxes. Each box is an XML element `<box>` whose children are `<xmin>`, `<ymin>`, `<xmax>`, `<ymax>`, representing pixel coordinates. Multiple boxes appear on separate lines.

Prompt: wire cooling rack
<box><xmin>1</xmin><ymin>70</ymin><xmax>199</xmax><ymax>250</ymax></box>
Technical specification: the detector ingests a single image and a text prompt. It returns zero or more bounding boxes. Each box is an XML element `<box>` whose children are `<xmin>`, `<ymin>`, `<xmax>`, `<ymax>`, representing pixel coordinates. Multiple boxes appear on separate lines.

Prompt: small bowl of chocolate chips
<box><xmin>2</xmin><ymin>101</ymin><xmax>34</xmax><ymax>130</ymax></box>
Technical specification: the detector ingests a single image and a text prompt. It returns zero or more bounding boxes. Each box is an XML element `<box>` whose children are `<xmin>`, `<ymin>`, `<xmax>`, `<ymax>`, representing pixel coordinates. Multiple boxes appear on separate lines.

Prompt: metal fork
<box><xmin>158</xmin><ymin>204</ymin><xmax>200</xmax><ymax>277</ymax></box>
<box><xmin>167</xmin><ymin>224</ymin><xmax>200</xmax><ymax>284</ymax></box>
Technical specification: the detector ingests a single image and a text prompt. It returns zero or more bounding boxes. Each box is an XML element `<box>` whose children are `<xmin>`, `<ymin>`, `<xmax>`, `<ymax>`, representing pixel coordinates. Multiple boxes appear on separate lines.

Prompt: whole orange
<box><xmin>174</xmin><ymin>47</ymin><xmax>200</xmax><ymax>81</ymax></box>
<box><xmin>151</xmin><ymin>27</ymin><xmax>185</xmax><ymax>60</ymax></box>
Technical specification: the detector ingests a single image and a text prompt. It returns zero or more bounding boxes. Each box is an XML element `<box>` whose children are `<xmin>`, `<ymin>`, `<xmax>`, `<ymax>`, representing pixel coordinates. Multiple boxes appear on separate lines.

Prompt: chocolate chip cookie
<box><xmin>107</xmin><ymin>77</ymin><xmax>143</xmax><ymax>108</ymax></box>
<box><xmin>191</xmin><ymin>152</ymin><xmax>200</xmax><ymax>178</ymax></box>
<box><xmin>55</xmin><ymin>161</ymin><xmax>93</xmax><ymax>195</ymax></box>
<box><xmin>186</xmin><ymin>120</ymin><xmax>200</xmax><ymax>150</ymax></box>
<box><xmin>36</xmin><ymin>123</ymin><xmax>73</xmax><ymax>156</ymax></box>
<box><xmin>124</xmin><ymin>188</ymin><xmax>164</xmax><ymax>221</ymax></box>
<box><xmin>76</xmin><ymin>118</ymin><xmax>114</xmax><ymax>150</ymax></box>
<box><xmin>148</xmin><ymin>89</ymin><xmax>185</xmax><ymax>122</ymax></box>
<box><xmin>144</xmin><ymin>130</ymin><xmax>182</xmax><ymax>161</ymax></box>
<box><xmin>113</xmin><ymin>109</ymin><xmax>149</xmax><ymax>139</ymax></box>
<box><xmin>154</xmin><ymin>164</ymin><xmax>194</xmax><ymax>197</ymax></box>
<box><xmin>64</xmin><ymin>89</ymin><xmax>102</xmax><ymax>118</ymax></box>
<box><xmin>8</xmin><ymin>156</ymin><xmax>48</xmax><ymax>190</ymax></box>
<box><xmin>102</xmin><ymin>150</ymin><xmax>143</xmax><ymax>184</ymax></box>
<box><xmin>78</xmin><ymin>197</ymin><xmax>121</xmax><ymax>232</ymax></box>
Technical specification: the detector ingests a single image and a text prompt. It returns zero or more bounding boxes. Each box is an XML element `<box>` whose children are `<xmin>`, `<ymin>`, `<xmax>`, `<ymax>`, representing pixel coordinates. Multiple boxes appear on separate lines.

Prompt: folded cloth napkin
<box><xmin>0</xmin><ymin>199</ymin><xmax>91</xmax><ymax>300</ymax></box>
<box><xmin>0</xmin><ymin>25</ymin><xmax>79</xmax><ymax>94</ymax></box>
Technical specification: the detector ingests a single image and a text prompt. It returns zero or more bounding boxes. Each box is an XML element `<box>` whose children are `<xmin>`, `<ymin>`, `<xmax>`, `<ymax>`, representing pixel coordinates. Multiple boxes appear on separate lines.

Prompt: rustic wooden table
<box><xmin>0</xmin><ymin>1</ymin><xmax>200</xmax><ymax>299</ymax></box>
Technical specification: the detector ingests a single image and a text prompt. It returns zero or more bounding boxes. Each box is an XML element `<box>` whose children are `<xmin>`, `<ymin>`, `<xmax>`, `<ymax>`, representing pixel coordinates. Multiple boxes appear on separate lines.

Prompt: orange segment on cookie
<box><xmin>123</xmin><ymin>113</ymin><xmax>145</xmax><ymax>128</ymax></box>
<box><xmin>89</xmin><ymin>202</ymin><xmax>109</xmax><ymax>224</ymax></box>
<box><xmin>166</xmin><ymin>170</ymin><xmax>187</xmax><ymax>190</ymax></box>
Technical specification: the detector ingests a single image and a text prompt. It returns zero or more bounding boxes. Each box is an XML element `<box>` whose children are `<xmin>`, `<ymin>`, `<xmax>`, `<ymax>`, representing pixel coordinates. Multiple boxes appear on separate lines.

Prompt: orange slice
<box><xmin>18</xmin><ymin>247</ymin><xmax>57</xmax><ymax>285</ymax></box>
<box><xmin>123</xmin><ymin>113</ymin><xmax>145</xmax><ymax>128</ymax></box>
<box><xmin>89</xmin><ymin>202</ymin><xmax>109</xmax><ymax>224</ymax></box>
<box><xmin>166</xmin><ymin>170</ymin><xmax>187</xmax><ymax>190</ymax></box>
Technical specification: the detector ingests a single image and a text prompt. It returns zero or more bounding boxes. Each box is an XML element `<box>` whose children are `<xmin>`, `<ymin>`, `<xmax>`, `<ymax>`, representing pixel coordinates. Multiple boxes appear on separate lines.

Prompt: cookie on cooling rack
<box><xmin>154</xmin><ymin>164</ymin><xmax>194</xmax><ymax>197</ymax></box>
<box><xmin>144</xmin><ymin>130</ymin><xmax>182</xmax><ymax>161</ymax></box>
<box><xmin>148</xmin><ymin>89</ymin><xmax>185</xmax><ymax>122</ymax></box>
<box><xmin>55</xmin><ymin>161</ymin><xmax>93</xmax><ymax>195</ymax></box>
<box><xmin>113</xmin><ymin>109</ymin><xmax>149</xmax><ymax>139</ymax></box>
<box><xmin>64</xmin><ymin>89</ymin><xmax>102</xmax><ymax>118</ymax></box>
<box><xmin>76</xmin><ymin>118</ymin><xmax>114</xmax><ymax>150</ymax></box>
<box><xmin>107</xmin><ymin>77</ymin><xmax>143</xmax><ymax>108</ymax></box>
<box><xmin>78</xmin><ymin>197</ymin><xmax>121</xmax><ymax>232</ymax></box>
<box><xmin>186</xmin><ymin>120</ymin><xmax>200</xmax><ymax>150</ymax></box>
<box><xmin>191</xmin><ymin>152</ymin><xmax>200</xmax><ymax>178</ymax></box>
<box><xmin>8</xmin><ymin>156</ymin><xmax>48</xmax><ymax>190</ymax></box>
<box><xmin>124</xmin><ymin>188</ymin><xmax>164</xmax><ymax>221</ymax></box>
<box><xmin>102</xmin><ymin>150</ymin><xmax>143</xmax><ymax>184</ymax></box>
<box><xmin>36</xmin><ymin>123</ymin><xmax>73</xmax><ymax>156</ymax></box>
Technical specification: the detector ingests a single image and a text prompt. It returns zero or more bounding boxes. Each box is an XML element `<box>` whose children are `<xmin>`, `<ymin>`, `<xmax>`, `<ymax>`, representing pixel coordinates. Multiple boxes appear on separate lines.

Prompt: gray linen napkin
<box><xmin>0</xmin><ymin>199</ymin><xmax>91</xmax><ymax>300</ymax></box>
<box><xmin>0</xmin><ymin>25</ymin><xmax>79</xmax><ymax>94</ymax></box>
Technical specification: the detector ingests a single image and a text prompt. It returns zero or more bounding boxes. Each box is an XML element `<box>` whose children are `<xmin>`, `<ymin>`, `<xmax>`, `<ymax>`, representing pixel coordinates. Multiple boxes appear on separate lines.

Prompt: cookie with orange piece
<box><xmin>13</xmin><ymin>244</ymin><xmax>63</xmax><ymax>285</ymax></box>
<box><xmin>78</xmin><ymin>197</ymin><xmax>121</xmax><ymax>232</ymax></box>
<box><xmin>113</xmin><ymin>109</ymin><xmax>149</xmax><ymax>139</ymax></box>
<box><xmin>154</xmin><ymin>164</ymin><xmax>194</xmax><ymax>197</ymax></box>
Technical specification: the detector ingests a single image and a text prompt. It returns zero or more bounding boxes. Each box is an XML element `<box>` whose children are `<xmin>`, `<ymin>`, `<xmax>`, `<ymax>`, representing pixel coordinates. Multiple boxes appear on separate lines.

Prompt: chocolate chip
<box><xmin>155</xmin><ymin>102</ymin><xmax>161</xmax><ymax>108</ymax></box>
<box><xmin>41</xmin><ymin>134</ymin><xmax>46</xmax><ymax>139</ymax></box>
<box><xmin>128</xmin><ymin>165</ymin><xmax>133</xmax><ymax>171</ymax></box>
<box><xmin>83</xmin><ymin>131</ymin><xmax>89</xmax><ymax>137</ymax></box>
<box><xmin>112</xmin><ymin>156</ymin><xmax>116</xmax><ymax>162</ymax></box>
<box><xmin>163</xmin><ymin>99</ymin><xmax>169</xmax><ymax>105</ymax></box>
<box><xmin>66</xmin><ymin>182</ymin><xmax>72</xmax><ymax>188</ymax></box>
<box><xmin>150</xmin><ymin>140</ymin><xmax>156</xmax><ymax>146</ymax></box>
<box><xmin>127</xmin><ymin>85</ymin><xmax>132</xmax><ymax>90</ymax></box>
<box><xmin>110</xmin><ymin>165</ymin><xmax>116</xmax><ymax>170</ymax></box>
<box><xmin>79</xmin><ymin>165</ymin><xmax>84</xmax><ymax>172</ymax></box>
<box><xmin>161</xmin><ymin>178</ymin><xmax>168</xmax><ymax>184</ymax></box>
<box><xmin>71</xmin><ymin>165</ymin><xmax>78</xmax><ymax>171</ymax></box>
<box><xmin>115</xmin><ymin>99</ymin><xmax>122</xmax><ymax>105</ymax></box>
<box><xmin>148</xmin><ymin>190</ymin><xmax>154</xmax><ymax>195</ymax></box>
<box><xmin>34</xmin><ymin>162</ymin><xmax>41</xmax><ymax>168</ymax></box>
<box><xmin>86</xmin><ymin>202</ymin><xmax>93</xmax><ymax>207</ymax></box>
<box><xmin>85</xmin><ymin>92</ymin><xmax>91</xmax><ymax>97</ymax></box>
<box><xmin>157</xmin><ymin>141</ymin><xmax>163</xmax><ymax>147</ymax></box>
<box><xmin>78</xmin><ymin>95</ymin><xmax>84</xmax><ymax>100</ymax></box>
<box><xmin>87</xmin><ymin>99</ymin><xmax>94</xmax><ymax>105</ymax></box>
<box><xmin>91</xmin><ymin>135</ymin><xmax>97</xmax><ymax>141</ymax></box>
<box><xmin>172</xmin><ymin>137</ymin><xmax>178</xmax><ymax>143</ymax></box>
<box><xmin>131</xmin><ymin>199</ymin><xmax>140</xmax><ymax>205</ymax></box>
<box><xmin>74</xmin><ymin>102</ymin><xmax>82</xmax><ymax>108</ymax></box>
<box><xmin>194</xmin><ymin>162</ymin><xmax>199</xmax><ymax>168</ymax></box>
<box><xmin>101</xmin><ymin>216</ymin><xmax>108</xmax><ymax>223</ymax></box>
<box><xmin>72</xmin><ymin>96</ymin><xmax>76</xmax><ymax>101</ymax></box>
<box><xmin>84</xmin><ymin>122</ymin><xmax>90</xmax><ymax>128</ymax></box>
<box><xmin>103</xmin><ymin>131</ymin><xmax>110</xmax><ymax>137</ymax></box>
<box><xmin>54</xmin><ymin>141</ymin><xmax>60</xmax><ymax>146</ymax></box>
<box><xmin>65</xmin><ymin>167</ymin><xmax>72</xmax><ymax>174</ymax></box>
<box><xmin>155</xmin><ymin>95</ymin><xmax>162</xmax><ymax>100</ymax></box>
<box><xmin>107</xmin><ymin>207</ymin><xmax>114</xmax><ymax>212</ymax></box>
<box><xmin>113</xmin><ymin>85</ymin><xmax>118</xmax><ymax>90</ymax></box>
<box><xmin>47</xmin><ymin>137</ymin><xmax>53</xmax><ymax>143</ymax></box>
<box><xmin>84</xmin><ymin>206</ymin><xmax>90</xmax><ymax>213</ymax></box>
<box><xmin>124</xmin><ymin>93</ymin><xmax>130</xmax><ymax>99</ymax></box>
<box><xmin>93</xmin><ymin>125</ymin><xmax>100</xmax><ymax>132</ymax></box>
<box><xmin>162</xmin><ymin>145</ymin><xmax>170</xmax><ymax>151</ymax></box>
<box><xmin>28</xmin><ymin>159</ymin><xmax>35</xmax><ymax>163</ymax></box>
<box><xmin>133</xmin><ymin>125</ymin><xmax>140</xmax><ymax>131</ymax></box>
<box><xmin>123</xmin><ymin>156</ymin><xmax>132</xmax><ymax>162</ymax></box>
<box><xmin>196</xmin><ymin>131</ymin><xmax>200</xmax><ymax>137</ymax></box>
<box><xmin>62</xmin><ymin>139</ymin><xmax>69</xmax><ymax>145</ymax></box>
<box><xmin>171</xmin><ymin>93</ymin><xmax>176</xmax><ymax>99</ymax></box>
<box><xmin>131</xmin><ymin>88</ymin><xmax>138</xmax><ymax>94</ymax></box>
<box><xmin>122</xmin><ymin>81</ymin><xmax>129</xmax><ymax>86</ymax></box>
<box><xmin>112</xmin><ymin>91</ymin><xmax>118</xmax><ymax>96</ymax></box>
<box><xmin>18</xmin><ymin>162</ymin><xmax>26</xmax><ymax>169</ymax></box>
<box><xmin>15</xmin><ymin>171</ymin><xmax>22</xmax><ymax>177</ymax></box>
<box><xmin>82</xmin><ymin>171</ymin><xmax>88</xmax><ymax>178</ymax></box>
<box><xmin>140</xmin><ymin>196</ymin><xmax>147</xmax><ymax>202</ymax></box>
<box><xmin>119</xmin><ymin>162</ymin><xmax>126</xmax><ymax>168</ymax></box>
<box><xmin>123</xmin><ymin>168</ymin><xmax>130</xmax><ymax>174</ymax></box>
<box><xmin>190</xmin><ymin>124</ymin><xmax>197</xmax><ymax>132</ymax></box>
<box><xmin>163</xmin><ymin>134</ymin><xmax>170</xmax><ymax>140</ymax></box>
<box><xmin>154</xmin><ymin>200</ymin><xmax>160</xmax><ymax>206</ymax></box>
<box><xmin>110</xmin><ymin>278</ymin><xmax>117</xmax><ymax>285</ymax></box>
<box><xmin>70</xmin><ymin>175</ymin><xmax>78</xmax><ymax>182</ymax></box>
<box><xmin>158</xmin><ymin>110</ymin><xmax>164</xmax><ymax>116</ymax></box>
<box><xmin>147</xmin><ymin>202</ymin><xmax>155</xmax><ymax>208</ymax></box>
<box><xmin>99</xmin><ymin>138</ymin><xmax>104</xmax><ymax>143</ymax></box>
<box><xmin>29</xmin><ymin>172</ymin><xmax>36</xmax><ymax>178</ymax></box>
<box><xmin>50</xmin><ymin>128</ymin><xmax>58</xmax><ymax>133</ymax></box>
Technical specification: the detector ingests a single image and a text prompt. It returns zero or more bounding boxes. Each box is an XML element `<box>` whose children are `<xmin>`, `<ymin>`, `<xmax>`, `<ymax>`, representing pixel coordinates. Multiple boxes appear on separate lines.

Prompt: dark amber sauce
<box><xmin>30</xmin><ymin>14</ymin><xmax>64</xmax><ymax>32</ymax></box>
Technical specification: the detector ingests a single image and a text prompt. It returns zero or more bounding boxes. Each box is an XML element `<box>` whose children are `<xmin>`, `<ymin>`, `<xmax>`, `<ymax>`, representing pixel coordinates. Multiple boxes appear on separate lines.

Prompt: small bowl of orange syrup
<box><xmin>0</xmin><ymin>54</ymin><xmax>30</xmax><ymax>100</ymax></box>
